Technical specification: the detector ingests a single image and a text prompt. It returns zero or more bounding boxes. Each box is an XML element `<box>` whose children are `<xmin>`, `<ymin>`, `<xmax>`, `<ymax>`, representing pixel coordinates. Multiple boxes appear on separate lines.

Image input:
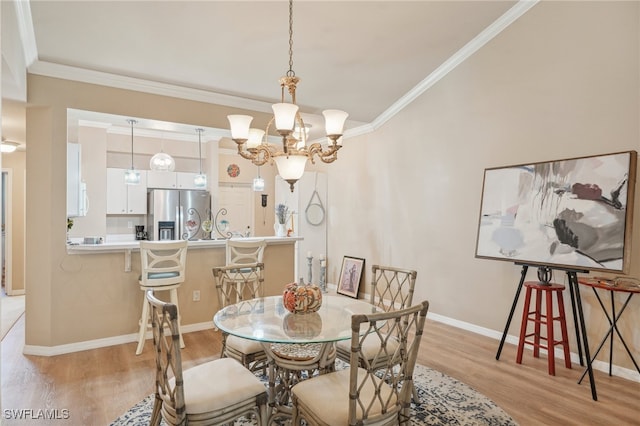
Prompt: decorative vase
<box><xmin>274</xmin><ymin>222</ymin><xmax>287</xmax><ymax>237</ymax></box>
<box><xmin>282</xmin><ymin>282</ymin><xmax>323</xmax><ymax>314</ymax></box>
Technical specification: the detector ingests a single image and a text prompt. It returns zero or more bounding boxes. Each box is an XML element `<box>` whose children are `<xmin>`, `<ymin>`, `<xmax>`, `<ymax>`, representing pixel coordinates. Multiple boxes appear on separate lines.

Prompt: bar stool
<box><xmin>516</xmin><ymin>281</ymin><xmax>571</xmax><ymax>375</ymax></box>
<box><xmin>136</xmin><ymin>240</ymin><xmax>188</xmax><ymax>355</ymax></box>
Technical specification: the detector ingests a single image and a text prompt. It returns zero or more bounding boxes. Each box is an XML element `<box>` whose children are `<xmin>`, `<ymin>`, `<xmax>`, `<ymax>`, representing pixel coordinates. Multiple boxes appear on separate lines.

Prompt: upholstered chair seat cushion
<box><xmin>336</xmin><ymin>334</ymin><xmax>400</xmax><ymax>362</ymax></box>
<box><xmin>167</xmin><ymin>358</ymin><xmax>266</xmax><ymax>414</ymax></box>
<box><xmin>227</xmin><ymin>335</ymin><xmax>265</xmax><ymax>354</ymax></box>
<box><xmin>291</xmin><ymin>368</ymin><xmax>396</xmax><ymax>424</ymax></box>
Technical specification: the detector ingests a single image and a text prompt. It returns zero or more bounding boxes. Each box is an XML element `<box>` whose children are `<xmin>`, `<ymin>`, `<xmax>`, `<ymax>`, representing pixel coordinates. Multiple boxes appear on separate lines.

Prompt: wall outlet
<box><xmin>193</xmin><ymin>290</ymin><xmax>200</xmax><ymax>302</ymax></box>
<box><xmin>127</xmin><ymin>221</ymin><xmax>133</xmax><ymax>229</ymax></box>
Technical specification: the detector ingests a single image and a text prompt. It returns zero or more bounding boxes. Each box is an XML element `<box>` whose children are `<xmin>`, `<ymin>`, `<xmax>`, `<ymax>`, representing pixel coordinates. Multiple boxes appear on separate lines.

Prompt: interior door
<box><xmin>217</xmin><ymin>185</ymin><xmax>254</xmax><ymax>237</ymax></box>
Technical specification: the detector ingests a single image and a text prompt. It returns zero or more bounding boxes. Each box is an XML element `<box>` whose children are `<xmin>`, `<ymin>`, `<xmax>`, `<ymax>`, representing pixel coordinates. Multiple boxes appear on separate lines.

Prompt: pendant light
<box><xmin>227</xmin><ymin>0</ymin><xmax>348</xmax><ymax>192</ymax></box>
<box><xmin>124</xmin><ymin>119</ymin><xmax>141</xmax><ymax>185</ymax></box>
<box><xmin>252</xmin><ymin>166</ymin><xmax>265</xmax><ymax>192</ymax></box>
<box><xmin>194</xmin><ymin>128</ymin><xmax>207</xmax><ymax>188</ymax></box>
<box><xmin>150</xmin><ymin>133</ymin><xmax>175</xmax><ymax>171</ymax></box>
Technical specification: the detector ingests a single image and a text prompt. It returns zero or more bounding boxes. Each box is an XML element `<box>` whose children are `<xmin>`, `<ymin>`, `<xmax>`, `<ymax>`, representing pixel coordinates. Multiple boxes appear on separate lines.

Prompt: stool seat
<box><xmin>516</xmin><ymin>281</ymin><xmax>571</xmax><ymax>375</ymax></box>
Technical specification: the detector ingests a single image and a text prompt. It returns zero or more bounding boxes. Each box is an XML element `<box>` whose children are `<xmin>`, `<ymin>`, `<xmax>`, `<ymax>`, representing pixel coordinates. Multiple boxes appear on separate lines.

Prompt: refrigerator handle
<box><xmin>177</xmin><ymin>204</ymin><xmax>182</xmax><ymax>240</ymax></box>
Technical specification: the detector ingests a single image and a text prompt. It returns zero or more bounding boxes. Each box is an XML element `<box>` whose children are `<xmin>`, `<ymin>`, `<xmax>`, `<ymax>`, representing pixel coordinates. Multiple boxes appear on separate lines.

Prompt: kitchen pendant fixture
<box><xmin>124</xmin><ymin>119</ymin><xmax>141</xmax><ymax>185</ymax></box>
<box><xmin>194</xmin><ymin>128</ymin><xmax>207</xmax><ymax>188</ymax></box>
<box><xmin>227</xmin><ymin>0</ymin><xmax>348</xmax><ymax>192</ymax></box>
<box><xmin>150</xmin><ymin>132</ymin><xmax>176</xmax><ymax>171</ymax></box>
<box><xmin>252</xmin><ymin>166</ymin><xmax>265</xmax><ymax>192</ymax></box>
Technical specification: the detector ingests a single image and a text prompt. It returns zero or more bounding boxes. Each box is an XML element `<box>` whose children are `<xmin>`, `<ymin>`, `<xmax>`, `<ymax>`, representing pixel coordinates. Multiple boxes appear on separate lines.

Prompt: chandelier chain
<box><xmin>287</xmin><ymin>0</ymin><xmax>295</xmax><ymax>77</ymax></box>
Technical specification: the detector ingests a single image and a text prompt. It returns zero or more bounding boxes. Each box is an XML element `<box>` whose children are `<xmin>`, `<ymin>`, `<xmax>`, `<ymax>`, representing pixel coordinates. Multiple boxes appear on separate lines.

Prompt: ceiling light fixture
<box><xmin>227</xmin><ymin>0</ymin><xmax>348</xmax><ymax>192</ymax></box>
<box><xmin>253</xmin><ymin>166</ymin><xmax>265</xmax><ymax>192</ymax></box>
<box><xmin>0</xmin><ymin>138</ymin><xmax>19</xmax><ymax>153</ymax></box>
<box><xmin>124</xmin><ymin>119</ymin><xmax>141</xmax><ymax>185</ymax></box>
<box><xmin>149</xmin><ymin>133</ymin><xmax>175</xmax><ymax>171</ymax></box>
<box><xmin>194</xmin><ymin>128</ymin><xmax>207</xmax><ymax>188</ymax></box>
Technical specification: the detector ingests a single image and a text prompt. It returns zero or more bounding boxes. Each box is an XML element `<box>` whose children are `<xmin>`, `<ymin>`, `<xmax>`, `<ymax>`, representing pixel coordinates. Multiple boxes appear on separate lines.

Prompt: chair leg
<box><xmin>136</xmin><ymin>296</ymin><xmax>150</xmax><ymax>355</ymax></box>
<box><xmin>557</xmin><ymin>292</ymin><xmax>572</xmax><ymax>369</ymax></box>
<box><xmin>516</xmin><ymin>286</ymin><xmax>533</xmax><ymax>364</ymax></box>
<box><xmin>546</xmin><ymin>289</ymin><xmax>555</xmax><ymax>376</ymax></box>
<box><xmin>533</xmin><ymin>289</ymin><xmax>542</xmax><ymax>358</ymax></box>
<box><xmin>169</xmin><ymin>288</ymin><xmax>185</xmax><ymax>349</ymax></box>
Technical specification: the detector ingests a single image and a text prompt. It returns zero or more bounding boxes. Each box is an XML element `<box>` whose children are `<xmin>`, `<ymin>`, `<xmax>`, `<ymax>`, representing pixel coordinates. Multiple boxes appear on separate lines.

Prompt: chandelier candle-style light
<box><xmin>194</xmin><ymin>128</ymin><xmax>207</xmax><ymax>188</ymax></box>
<box><xmin>227</xmin><ymin>0</ymin><xmax>348</xmax><ymax>192</ymax></box>
<box><xmin>124</xmin><ymin>119</ymin><xmax>141</xmax><ymax>185</ymax></box>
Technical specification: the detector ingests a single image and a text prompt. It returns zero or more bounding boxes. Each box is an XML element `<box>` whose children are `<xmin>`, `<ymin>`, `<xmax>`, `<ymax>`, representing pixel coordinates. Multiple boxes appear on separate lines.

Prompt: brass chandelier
<box><xmin>227</xmin><ymin>0</ymin><xmax>348</xmax><ymax>192</ymax></box>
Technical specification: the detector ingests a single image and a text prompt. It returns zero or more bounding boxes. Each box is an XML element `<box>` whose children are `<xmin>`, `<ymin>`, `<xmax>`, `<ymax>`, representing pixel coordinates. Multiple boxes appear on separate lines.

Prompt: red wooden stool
<box><xmin>516</xmin><ymin>281</ymin><xmax>571</xmax><ymax>375</ymax></box>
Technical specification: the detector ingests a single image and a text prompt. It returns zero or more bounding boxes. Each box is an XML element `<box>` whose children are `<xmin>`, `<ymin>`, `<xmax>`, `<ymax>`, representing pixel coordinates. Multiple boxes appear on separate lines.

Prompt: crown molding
<box><xmin>28</xmin><ymin>60</ymin><xmax>275</xmax><ymax>114</ymax></box>
<box><xmin>22</xmin><ymin>0</ymin><xmax>538</xmax><ymax>141</ymax></box>
<box><xmin>371</xmin><ymin>0</ymin><xmax>539</xmax><ymax>132</ymax></box>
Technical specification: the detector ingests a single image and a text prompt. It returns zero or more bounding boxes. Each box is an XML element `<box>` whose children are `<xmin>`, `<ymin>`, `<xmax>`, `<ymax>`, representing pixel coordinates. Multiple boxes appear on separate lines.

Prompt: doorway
<box><xmin>2</xmin><ymin>169</ymin><xmax>12</xmax><ymax>294</ymax></box>
<box><xmin>217</xmin><ymin>184</ymin><xmax>255</xmax><ymax>237</ymax></box>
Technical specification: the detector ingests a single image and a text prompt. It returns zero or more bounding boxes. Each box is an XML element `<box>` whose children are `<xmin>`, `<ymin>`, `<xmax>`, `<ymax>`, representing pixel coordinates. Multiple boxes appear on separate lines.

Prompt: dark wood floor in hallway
<box><xmin>1</xmin><ymin>314</ymin><xmax>638</xmax><ymax>425</ymax></box>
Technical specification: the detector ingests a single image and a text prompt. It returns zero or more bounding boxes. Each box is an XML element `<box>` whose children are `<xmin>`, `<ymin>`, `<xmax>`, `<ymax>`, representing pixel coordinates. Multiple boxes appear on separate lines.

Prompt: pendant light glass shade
<box><xmin>150</xmin><ymin>152</ymin><xmax>175</xmax><ymax>171</ymax></box>
<box><xmin>272</xmin><ymin>103</ymin><xmax>299</xmax><ymax>132</ymax></box>
<box><xmin>274</xmin><ymin>155</ymin><xmax>307</xmax><ymax>191</ymax></box>
<box><xmin>228</xmin><ymin>115</ymin><xmax>253</xmax><ymax>140</ymax></box>
<box><xmin>247</xmin><ymin>128</ymin><xmax>265</xmax><ymax>149</ymax></box>
<box><xmin>125</xmin><ymin>119</ymin><xmax>140</xmax><ymax>185</ymax></box>
<box><xmin>124</xmin><ymin>169</ymin><xmax>141</xmax><ymax>185</ymax></box>
<box><xmin>194</xmin><ymin>173</ymin><xmax>207</xmax><ymax>188</ymax></box>
<box><xmin>252</xmin><ymin>176</ymin><xmax>265</xmax><ymax>192</ymax></box>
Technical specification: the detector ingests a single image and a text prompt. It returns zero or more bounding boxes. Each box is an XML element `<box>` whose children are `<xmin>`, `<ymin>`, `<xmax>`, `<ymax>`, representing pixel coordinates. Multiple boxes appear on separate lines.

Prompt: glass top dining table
<box><xmin>213</xmin><ymin>294</ymin><xmax>379</xmax><ymax>344</ymax></box>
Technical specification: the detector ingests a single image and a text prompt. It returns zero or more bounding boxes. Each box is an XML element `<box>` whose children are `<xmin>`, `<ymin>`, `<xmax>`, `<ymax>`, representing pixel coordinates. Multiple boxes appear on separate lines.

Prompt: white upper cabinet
<box><xmin>147</xmin><ymin>171</ymin><xmax>203</xmax><ymax>190</ymax></box>
<box><xmin>106</xmin><ymin>168</ymin><xmax>147</xmax><ymax>214</ymax></box>
<box><xmin>176</xmin><ymin>172</ymin><xmax>201</xmax><ymax>189</ymax></box>
<box><xmin>147</xmin><ymin>171</ymin><xmax>177</xmax><ymax>189</ymax></box>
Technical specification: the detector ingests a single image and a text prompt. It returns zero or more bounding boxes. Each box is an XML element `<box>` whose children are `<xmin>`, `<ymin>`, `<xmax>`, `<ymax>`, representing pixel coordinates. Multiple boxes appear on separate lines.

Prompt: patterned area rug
<box><xmin>111</xmin><ymin>362</ymin><xmax>517</xmax><ymax>425</ymax></box>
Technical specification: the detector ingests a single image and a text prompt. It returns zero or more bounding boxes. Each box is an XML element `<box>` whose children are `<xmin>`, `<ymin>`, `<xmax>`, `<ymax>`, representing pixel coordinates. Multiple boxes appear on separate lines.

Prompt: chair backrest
<box><xmin>369</xmin><ymin>265</ymin><xmax>417</xmax><ymax>313</ymax></box>
<box><xmin>225</xmin><ymin>239</ymin><xmax>266</xmax><ymax>266</ymax></box>
<box><xmin>139</xmin><ymin>240</ymin><xmax>188</xmax><ymax>287</ymax></box>
<box><xmin>147</xmin><ymin>290</ymin><xmax>186</xmax><ymax>425</ymax></box>
<box><xmin>348</xmin><ymin>300</ymin><xmax>429</xmax><ymax>425</ymax></box>
<box><xmin>213</xmin><ymin>263</ymin><xmax>265</xmax><ymax>308</ymax></box>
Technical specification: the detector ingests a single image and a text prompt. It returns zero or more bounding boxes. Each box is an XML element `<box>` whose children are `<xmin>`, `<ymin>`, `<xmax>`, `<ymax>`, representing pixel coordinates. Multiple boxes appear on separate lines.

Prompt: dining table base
<box><xmin>263</xmin><ymin>342</ymin><xmax>337</xmax><ymax>423</ymax></box>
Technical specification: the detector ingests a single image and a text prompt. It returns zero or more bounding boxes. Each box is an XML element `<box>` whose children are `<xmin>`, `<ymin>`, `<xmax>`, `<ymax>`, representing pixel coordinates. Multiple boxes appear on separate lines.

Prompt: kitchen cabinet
<box><xmin>106</xmin><ymin>168</ymin><xmax>147</xmax><ymax>214</ymax></box>
<box><xmin>147</xmin><ymin>171</ymin><xmax>203</xmax><ymax>190</ymax></box>
<box><xmin>147</xmin><ymin>170</ymin><xmax>177</xmax><ymax>189</ymax></box>
<box><xmin>67</xmin><ymin>143</ymin><xmax>87</xmax><ymax>217</ymax></box>
<box><xmin>176</xmin><ymin>172</ymin><xmax>201</xmax><ymax>189</ymax></box>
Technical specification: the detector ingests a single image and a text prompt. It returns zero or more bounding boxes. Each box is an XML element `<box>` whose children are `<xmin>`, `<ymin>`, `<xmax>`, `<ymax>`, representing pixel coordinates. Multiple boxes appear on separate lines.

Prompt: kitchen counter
<box><xmin>67</xmin><ymin>236</ymin><xmax>302</xmax><ymax>254</ymax></box>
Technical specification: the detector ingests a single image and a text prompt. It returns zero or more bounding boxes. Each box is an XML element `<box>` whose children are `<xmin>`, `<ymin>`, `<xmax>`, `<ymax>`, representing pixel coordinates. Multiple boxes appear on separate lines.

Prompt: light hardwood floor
<box><xmin>1</xmin><ymin>314</ymin><xmax>639</xmax><ymax>425</ymax></box>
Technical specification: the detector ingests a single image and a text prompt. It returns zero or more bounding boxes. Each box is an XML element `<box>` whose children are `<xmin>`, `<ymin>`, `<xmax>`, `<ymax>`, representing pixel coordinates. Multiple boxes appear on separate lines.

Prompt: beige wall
<box><xmin>326</xmin><ymin>1</ymin><xmax>640</xmax><ymax>371</ymax></box>
<box><xmin>2</xmin><ymin>151</ymin><xmax>26</xmax><ymax>293</ymax></box>
<box><xmin>23</xmin><ymin>1</ymin><xmax>640</xmax><ymax>373</ymax></box>
<box><xmin>25</xmin><ymin>76</ymin><xmax>282</xmax><ymax>347</ymax></box>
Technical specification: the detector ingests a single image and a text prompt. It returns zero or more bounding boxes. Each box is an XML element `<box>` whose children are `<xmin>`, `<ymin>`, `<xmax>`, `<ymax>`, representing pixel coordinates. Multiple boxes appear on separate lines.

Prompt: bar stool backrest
<box><xmin>226</xmin><ymin>239</ymin><xmax>266</xmax><ymax>266</ymax></box>
<box><xmin>139</xmin><ymin>240</ymin><xmax>188</xmax><ymax>287</ymax></box>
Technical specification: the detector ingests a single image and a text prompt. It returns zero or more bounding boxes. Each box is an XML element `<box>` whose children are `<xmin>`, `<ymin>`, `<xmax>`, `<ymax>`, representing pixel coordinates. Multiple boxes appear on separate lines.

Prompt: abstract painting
<box><xmin>475</xmin><ymin>151</ymin><xmax>636</xmax><ymax>273</ymax></box>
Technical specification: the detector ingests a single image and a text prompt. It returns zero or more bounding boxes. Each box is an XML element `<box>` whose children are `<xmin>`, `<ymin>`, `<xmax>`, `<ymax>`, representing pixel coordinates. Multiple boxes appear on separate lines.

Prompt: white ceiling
<box><xmin>2</xmin><ymin>0</ymin><xmax>534</xmax><ymax>146</ymax></box>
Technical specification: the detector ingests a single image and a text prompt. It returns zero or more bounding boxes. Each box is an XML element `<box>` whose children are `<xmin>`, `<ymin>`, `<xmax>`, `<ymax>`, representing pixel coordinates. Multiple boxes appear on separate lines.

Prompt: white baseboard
<box><xmin>21</xmin><ymin>311</ymin><xmax>640</xmax><ymax>383</ymax></box>
<box><xmin>23</xmin><ymin>321</ymin><xmax>215</xmax><ymax>357</ymax></box>
<box><xmin>427</xmin><ymin>312</ymin><xmax>640</xmax><ymax>383</ymax></box>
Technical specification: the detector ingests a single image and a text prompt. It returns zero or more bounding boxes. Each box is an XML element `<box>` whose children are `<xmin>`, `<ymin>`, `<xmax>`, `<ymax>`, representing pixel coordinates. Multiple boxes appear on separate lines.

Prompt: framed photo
<box><xmin>475</xmin><ymin>151</ymin><xmax>636</xmax><ymax>273</ymax></box>
<box><xmin>337</xmin><ymin>256</ymin><xmax>365</xmax><ymax>298</ymax></box>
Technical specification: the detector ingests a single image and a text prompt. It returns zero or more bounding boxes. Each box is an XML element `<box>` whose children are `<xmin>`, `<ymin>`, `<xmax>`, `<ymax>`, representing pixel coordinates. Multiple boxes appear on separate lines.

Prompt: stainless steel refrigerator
<box><xmin>147</xmin><ymin>189</ymin><xmax>212</xmax><ymax>240</ymax></box>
